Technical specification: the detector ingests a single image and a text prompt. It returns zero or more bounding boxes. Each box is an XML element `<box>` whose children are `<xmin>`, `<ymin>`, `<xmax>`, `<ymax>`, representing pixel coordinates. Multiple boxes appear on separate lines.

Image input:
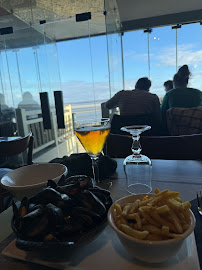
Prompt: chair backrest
<box><xmin>167</xmin><ymin>107</ymin><xmax>202</xmax><ymax>136</ymax></box>
<box><xmin>0</xmin><ymin>132</ymin><xmax>34</xmax><ymax>165</ymax></box>
<box><xmin>110</xmin><ymin>114</ymin><xmax>158</xmax><ymax>136</ymax></box>
<box><xmin>104</xmin><ymin>132</ymin><xmax>202</xmax><ymax>160</ymax></box>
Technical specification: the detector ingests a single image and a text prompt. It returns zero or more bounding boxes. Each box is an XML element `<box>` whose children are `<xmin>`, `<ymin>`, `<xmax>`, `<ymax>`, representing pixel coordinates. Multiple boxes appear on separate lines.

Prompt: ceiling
<box><xmin>116</xmin><ymin>0</ymin><xmax>202</xmax><ymax>31</ymax></box>
<box><xmin>0</xmin><ymin>0</ymin><xmax>202</xmax><ymax>49</ymax></box>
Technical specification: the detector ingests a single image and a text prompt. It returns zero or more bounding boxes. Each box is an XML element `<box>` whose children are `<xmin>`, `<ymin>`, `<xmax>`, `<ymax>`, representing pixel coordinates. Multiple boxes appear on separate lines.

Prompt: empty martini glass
<box><xmin>121</xmin><ymin>125</ymin><xmax>152</xmax><ymax>194</ymax></box>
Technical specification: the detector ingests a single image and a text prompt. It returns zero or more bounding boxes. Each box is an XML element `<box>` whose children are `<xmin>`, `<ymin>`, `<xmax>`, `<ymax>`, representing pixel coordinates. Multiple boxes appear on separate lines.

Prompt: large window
<box><xmin>122</xmin><ymin>23</ymin><xmax>202</xmax><ymax>99</ymax></box>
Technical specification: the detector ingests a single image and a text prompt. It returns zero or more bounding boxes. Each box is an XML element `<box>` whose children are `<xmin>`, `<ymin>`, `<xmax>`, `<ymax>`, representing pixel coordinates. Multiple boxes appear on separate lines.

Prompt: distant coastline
<box><xmin>70</xmin><ymin>101</ymin><xmax>103</xmax><ymax>121</ymax></box>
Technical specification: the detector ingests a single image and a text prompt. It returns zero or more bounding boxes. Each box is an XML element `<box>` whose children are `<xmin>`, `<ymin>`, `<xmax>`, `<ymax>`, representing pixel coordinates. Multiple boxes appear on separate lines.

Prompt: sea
<box><xmin>70</xmin><ymin>100</ymin><xmax>105</xmax><ymax>122</ymax></box>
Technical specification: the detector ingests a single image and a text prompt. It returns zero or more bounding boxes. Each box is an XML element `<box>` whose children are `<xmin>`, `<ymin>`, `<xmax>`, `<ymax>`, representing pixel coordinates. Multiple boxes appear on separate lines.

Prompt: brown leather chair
<box><xmin>104</xmin><ymin>132</ymin><xmax>202</xmax><ymax>160</ymax></box>
<box><xmin>0</xmin><ymin>132</ymin><xmax>34</xmax><ymax>212</ymax></box>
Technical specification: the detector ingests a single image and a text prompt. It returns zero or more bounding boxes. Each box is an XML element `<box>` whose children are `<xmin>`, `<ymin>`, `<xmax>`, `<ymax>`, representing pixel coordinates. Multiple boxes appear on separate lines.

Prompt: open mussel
<box><xmin>58</xmin><ymin>175</ymin><xmax>93</xmax><ymax>190</ymax></box>
<box><xmin>73</xmin><ymin>190</ymin><xmax>106</xmax><ymax>217</ymax></box>
<box><xmin>88</xmin><ymin>187</ymin><xmax>113</xmax><ymax>210</ymax></box>
<box><xmin>12</xmin><ymin>201</ymin><xmax>65</xmax><ymax>240</ymax></box>
<box><xmin>29</xmin><ymin>187</ymin><xmax>70</xmax><ymax>206</ymax></box>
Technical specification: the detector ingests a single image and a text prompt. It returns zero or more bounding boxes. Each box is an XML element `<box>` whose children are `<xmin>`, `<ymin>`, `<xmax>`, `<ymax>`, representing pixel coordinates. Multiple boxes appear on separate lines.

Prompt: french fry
<box><xmin>122</xmin><ymin>203</ymin><xmax>132</xmax><ymax>216</ymax></box>
<box><xmin>156</xmin><ymin>205</ymin><xmax>170</xmax><ymax>214</ymax></box>
<box><xmin>154</xmin><ymin>187</ymin><xmax>160</xmax><ymax>194</ymax></box>
<box><xmin>139</xmin><ymin>208</ymin><xmax>160</xmax><ymax>227</ymax></box>
<box><xmin>168</xmin><ymin>198</ymin><xmax>182</xmax><ymax>210</ymax></box>
<box><xmin>129</xmin><ymin>199</ymin><xmax>140</xmax><ymax>214</ymax></box>
<box><xmin>182</xmin><ymin>201</ymin><xmax>191</xmax><ymax>210</ymax></box>
<box><xmin>120</xmin><ymin>224</ymin><xmax>149</xmax><ymax>240</ymax></box>
<box><xmin>169</xmin><ymin>209</ymin><xmax>183</xmax><ymax>234</ymax></box>
<box><xmin>141</xmin><ymin>224</ymin><xmax>162</xmax><ymax>235</ymax></box>
<box><xmin>114</xmin><ymin>203</ymin><xmax>122</xmax><ymax>215</ymax></box>
<box><xmin>162</xmin><ymin>225</ymin><xmax>169</xmax><ymax>235</ymax></box>
<box><xmin>156</xmin><ymin>189</ymin><xmax>169</xmax><ymax>197</ymax></box>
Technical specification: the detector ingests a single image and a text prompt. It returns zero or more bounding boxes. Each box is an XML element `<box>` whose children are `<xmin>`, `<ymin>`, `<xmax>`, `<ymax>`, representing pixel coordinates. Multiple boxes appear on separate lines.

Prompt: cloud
<box><xmin>155</xmin><ymin>44</ymin><xmax>202</xmax><ymax>67</ymax></box>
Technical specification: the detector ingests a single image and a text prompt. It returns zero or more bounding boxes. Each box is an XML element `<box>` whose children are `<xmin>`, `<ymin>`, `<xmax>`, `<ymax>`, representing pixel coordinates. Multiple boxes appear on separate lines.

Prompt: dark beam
<box><xmin>122</xmin><ymin>9</ymin><xmax>202</xmax><ymax>32</ymax></box>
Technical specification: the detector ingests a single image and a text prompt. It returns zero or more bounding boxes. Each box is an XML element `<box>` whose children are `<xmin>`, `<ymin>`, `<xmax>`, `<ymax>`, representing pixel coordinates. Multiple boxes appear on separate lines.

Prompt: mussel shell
<box><xmin>56</xmin><ymin>183</ymin><xmax>80</xmax><ymax>196</ymax></box>
<box><xmin>45</xmin><ymin>203</ymin><xmax>64</xmax><ymax>227</ymax></box>
<box><xmin>73</xmin><ymin>190</ymin><xmax>106</xmax><ymax>217</ymax></box>
<box><xmin>71</xmin><ymin>207</ymin><xmax>102</xmax><ymax>223</ymax></box>
<box><xmin>89</xmin><ymin>187</ymin><xmax>111</xmax><ymax>197</ymax></box>
<box><xmin>47</xmin><ymin>179</ymin><xmax>57</xmax><ymax>189</ymax></box>
<box><xmin>19</xmin><ymin>208</ymin><xmax>49</xmax><ymax>239</ymax></box>
<box><xmin>29</xmin><ymin>187</ymin><xmax>70</xmax><ymax>206</ymax></box>
<box><xmin>57</xmin><ymin>174</ymin><xmax>66</xmax><ymax>186</ymax></box>
<box><xmin>61</xmin><ymin>175</ymin><xmax>93</xmax><ymax>190</ymax></box>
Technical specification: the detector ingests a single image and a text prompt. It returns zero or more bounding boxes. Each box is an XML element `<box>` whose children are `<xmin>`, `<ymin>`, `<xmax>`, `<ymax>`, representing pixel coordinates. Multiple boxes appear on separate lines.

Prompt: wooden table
<box><xmin>0</xmin><ymin>159</ymin><xmax>201</xmax><ymax>269</ymax></box>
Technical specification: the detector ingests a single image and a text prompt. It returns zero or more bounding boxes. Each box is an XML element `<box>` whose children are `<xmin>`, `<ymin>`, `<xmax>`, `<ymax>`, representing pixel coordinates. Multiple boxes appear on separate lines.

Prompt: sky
<box><xmin>1</xmin><ymin>22</ymin><xmax>202</xmax><ymax>109</ymax></box>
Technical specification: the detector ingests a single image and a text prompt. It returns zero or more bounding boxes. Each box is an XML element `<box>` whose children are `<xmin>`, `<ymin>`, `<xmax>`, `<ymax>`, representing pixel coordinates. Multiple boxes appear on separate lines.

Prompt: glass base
<box><xmin>127</xmin><ymin>183</ymin><xmax>152</xmax><ymax>194</ymax></box>
<box><xmin>123</xmin><ymin>154</ymin><xmax>152</xmax><ymax>165</ymax></box>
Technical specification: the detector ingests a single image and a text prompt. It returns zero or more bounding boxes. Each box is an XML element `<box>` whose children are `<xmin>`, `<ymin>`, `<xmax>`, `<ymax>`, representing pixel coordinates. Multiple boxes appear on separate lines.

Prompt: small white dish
<box><xmin>0</xmin><ymin>163</ymin><xmax>67</xmax><ymax>200</ymax></box>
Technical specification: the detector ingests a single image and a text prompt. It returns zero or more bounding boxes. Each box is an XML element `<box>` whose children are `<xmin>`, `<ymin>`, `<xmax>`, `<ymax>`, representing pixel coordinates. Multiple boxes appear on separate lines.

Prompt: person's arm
<box><xmin>160</xmin><ymin>93</ymin><xmax>169</xmax><ymax>134</ymax></box>
<box><xmin>152</xmin><ymin>95</ymin><xmax>162</xmax><ymax>126</ymax></box>
<box><xmin>161</xmin><ymin>93</ymin><xmax>169</xmax><ymax>124</ymax></box>
<box><xmin>105</xmin><ymin>91</ymin><xmax>122</xmax><ymax>109</ymax></box>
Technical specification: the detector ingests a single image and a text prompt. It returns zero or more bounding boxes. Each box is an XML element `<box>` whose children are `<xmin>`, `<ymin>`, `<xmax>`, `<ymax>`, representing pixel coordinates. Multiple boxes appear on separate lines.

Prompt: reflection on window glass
<box><xmin>177</xmin><ymin>23</ymin><xmax>202</xmax><ymax>91</ymax></box>
<box><xmin>0</xmin><ymin>50</ymin><xmax>14</xmax><ymax>108</ymax></box>
<box><xmin>16</xmin><ymin>47</ymin><xmax>40</xmax><ymax>107</ymax></box>
<box><xmin>6</xmin><ymin>50</ymin><xmax>25</xmax><ymax>108</ymax></box>
<box><xmin>106</xmin><ymin>33</ymin><xmax>123</xmax><ymax>96</ymax></box>
<box><xmin>0</xmin><ymin>49</ymin><xmax>17</xmax><ymax>137</ymax></box>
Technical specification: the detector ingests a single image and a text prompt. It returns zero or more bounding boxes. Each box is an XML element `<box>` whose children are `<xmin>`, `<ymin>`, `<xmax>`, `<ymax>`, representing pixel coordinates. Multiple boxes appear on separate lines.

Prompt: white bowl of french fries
<box><xmin>108</xmin><ymin>188</ymin><xmax>195</xmax><ymax>263</ymax></box>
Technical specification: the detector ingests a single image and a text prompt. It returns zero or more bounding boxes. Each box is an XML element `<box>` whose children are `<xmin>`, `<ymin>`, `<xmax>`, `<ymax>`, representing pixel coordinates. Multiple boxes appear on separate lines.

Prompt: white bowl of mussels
<box><xmin>0</xmin><ymin>163</ymin><xmax>67</xmax><ymax>201</ymax></box>
<box><xmin>11</xmin><ymin>175</ymin><xmax>113</xmax><ymax>250</ymax></box>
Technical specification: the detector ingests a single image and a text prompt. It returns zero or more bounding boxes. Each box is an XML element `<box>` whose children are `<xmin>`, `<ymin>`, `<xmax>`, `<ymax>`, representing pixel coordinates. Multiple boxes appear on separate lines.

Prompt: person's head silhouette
<box><xmin>164</xmin><ymin>80</ymin><xmax>173</xmax><ymax>92</ymax></box>
<box><xmin>173</xmin><ymin>65</ymin><xmax>191</xmax><ymax>88</ymax></box>
<box><xmin>135</xmin><ymin>77</ymin><xmax>151</xmax><ymax>92</ymax></box>
<box><xmin>18</xmin><ymin>91</ymin><xmax>39</xmax><ymax>108</ymax></box>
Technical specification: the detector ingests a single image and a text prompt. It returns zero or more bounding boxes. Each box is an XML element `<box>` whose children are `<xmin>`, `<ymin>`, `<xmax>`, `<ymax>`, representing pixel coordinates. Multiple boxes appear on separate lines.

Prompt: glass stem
<box><xmin>132</xmin><ymin>135</ymin><xmax>141</xmax><ymax>156</ymax></box>
<box><xmin>91</xmin><ymin>157</ymin><xmax>100</xmax><ymax>183</ymax></box>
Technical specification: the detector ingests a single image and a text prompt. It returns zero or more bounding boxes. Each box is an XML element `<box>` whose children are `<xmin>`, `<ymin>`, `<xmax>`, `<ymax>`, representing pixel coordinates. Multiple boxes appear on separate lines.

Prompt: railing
<box><xmin>15</xmin><ymin>104</ymin><xmax>74</xmax><ymax>155</ymax></box>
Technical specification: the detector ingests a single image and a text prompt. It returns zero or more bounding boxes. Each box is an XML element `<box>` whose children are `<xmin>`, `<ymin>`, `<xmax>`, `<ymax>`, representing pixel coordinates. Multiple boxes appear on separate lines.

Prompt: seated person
<box><xmin>161</xmin><ymin>65</ymin><xmax>202</xmax><ymax>134</ymax></box>
<box><xmin>105</xmin><ymin>77</ymin><xmax>161</xmax><ymax>129</ymax></box>
<box><xmin>164</xmin><ymin>80</ymin><xmax>173</xmax><ymax>92</ymax></box>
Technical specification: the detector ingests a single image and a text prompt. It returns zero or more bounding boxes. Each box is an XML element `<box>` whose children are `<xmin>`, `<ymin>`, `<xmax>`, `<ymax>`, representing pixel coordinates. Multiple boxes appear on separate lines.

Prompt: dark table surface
<box><xmin>0</xmin><ymin>158</ymin><xmax>202</xmax><ymax>269</ymax></box>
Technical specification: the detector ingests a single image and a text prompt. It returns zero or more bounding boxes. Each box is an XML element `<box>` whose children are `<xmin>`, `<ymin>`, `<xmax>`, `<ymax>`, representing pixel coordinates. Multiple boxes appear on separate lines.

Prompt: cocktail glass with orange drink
<box><xmin>74</xmin><ymin>118</ymin><xmax>111</xmax><ymax>187</ymax></box>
